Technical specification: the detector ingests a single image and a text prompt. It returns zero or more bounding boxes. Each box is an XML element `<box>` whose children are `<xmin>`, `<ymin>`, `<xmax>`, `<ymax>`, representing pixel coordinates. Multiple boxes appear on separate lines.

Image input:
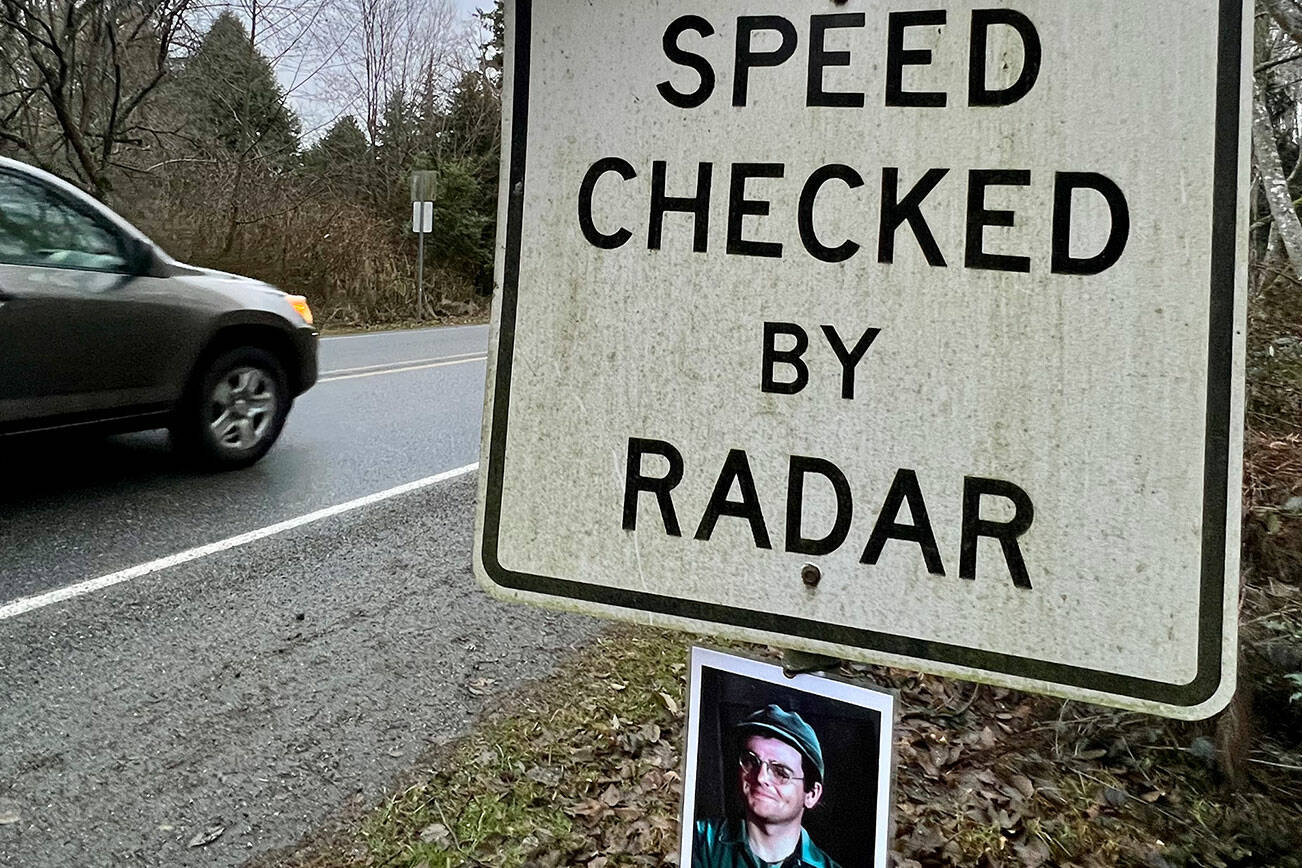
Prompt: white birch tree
<box><xmin>1256</xmin><ymin>0</ymin><xmax>1302</xmax><ymax>283</ymax></box>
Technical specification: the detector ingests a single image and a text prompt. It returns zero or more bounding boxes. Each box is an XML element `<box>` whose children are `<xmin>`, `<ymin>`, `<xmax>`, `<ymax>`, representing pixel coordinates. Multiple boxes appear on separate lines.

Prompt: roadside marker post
<box><xmin>475</xmin><ymin>1</ymin><xmax>1253</xmax><ymax>721</ymax></box>
<box><xmin>410</xmin><ymin>171</ymin><xmax>439</xmax><ymax>319</ymax></box>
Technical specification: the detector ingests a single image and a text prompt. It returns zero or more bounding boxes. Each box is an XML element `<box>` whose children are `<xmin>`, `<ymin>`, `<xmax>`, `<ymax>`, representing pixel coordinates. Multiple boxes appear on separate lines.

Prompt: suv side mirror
<box><xmin>124</xmin><ymin>236</ymin><xmax>155</xmax><ymax>276</ymax></box>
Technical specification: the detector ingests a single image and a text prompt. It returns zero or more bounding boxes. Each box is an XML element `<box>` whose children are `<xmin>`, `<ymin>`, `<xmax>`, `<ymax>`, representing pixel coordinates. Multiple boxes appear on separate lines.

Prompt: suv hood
<box><xmin>168</xmin><ymin>262</ymin><xmax>287</xmax><ymax>299</ymax></box>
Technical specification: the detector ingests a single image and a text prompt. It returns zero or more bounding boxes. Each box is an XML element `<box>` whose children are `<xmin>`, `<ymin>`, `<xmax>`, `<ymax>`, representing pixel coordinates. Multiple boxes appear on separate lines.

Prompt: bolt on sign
<box><xmin>474</xmin><ymin>0</ymin><xmax>1251</xmax><ymax>719</ymax></box>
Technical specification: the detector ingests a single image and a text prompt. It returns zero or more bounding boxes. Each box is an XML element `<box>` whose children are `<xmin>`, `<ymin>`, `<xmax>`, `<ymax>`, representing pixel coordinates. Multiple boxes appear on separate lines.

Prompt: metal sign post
<box><xmin>410</xmin><ymin>171</ymin><xmax>439</xmax><ymax>319</ymax></box>
<box><xmin>475</xmin><ymin>0</ymin><xmax>1251</xmax><ymax>720</ymax></box>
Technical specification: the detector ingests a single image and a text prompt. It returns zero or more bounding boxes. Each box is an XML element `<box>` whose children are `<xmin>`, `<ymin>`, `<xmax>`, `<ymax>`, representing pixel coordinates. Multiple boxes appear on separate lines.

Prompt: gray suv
<box><xmin>0</xmin><ymin>157</ymin><xmax>318</xmax><ymax>469</ymax></box>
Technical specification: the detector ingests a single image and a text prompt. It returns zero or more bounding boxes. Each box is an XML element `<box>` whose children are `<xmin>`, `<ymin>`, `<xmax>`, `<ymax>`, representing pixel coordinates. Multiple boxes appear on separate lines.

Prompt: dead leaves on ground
<box><xmin>883</xmin><ymin>668</ymin><xmax>1301</xmax><ymax>868</ymax></box>
<box><xmin>269</xmin><ymin>630</ymin><xmax>1300</xmax><ymax>868</ymax></box>
<box><xmin>555</xmin><ymin>707</ymin><xmax>683</xmax><ymax>865</ymax></box>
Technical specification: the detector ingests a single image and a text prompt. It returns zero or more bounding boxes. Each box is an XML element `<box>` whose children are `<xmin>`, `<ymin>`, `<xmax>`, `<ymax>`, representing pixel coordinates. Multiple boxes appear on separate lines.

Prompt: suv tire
<box><xmin>173</xmin><ymin>346</ymin><xmax>290</xmax><ymax>470</ymax></box>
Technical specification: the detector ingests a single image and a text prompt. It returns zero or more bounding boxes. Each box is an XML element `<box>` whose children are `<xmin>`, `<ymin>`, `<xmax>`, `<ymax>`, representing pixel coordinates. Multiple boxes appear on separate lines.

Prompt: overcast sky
<box><xmin>274</xmin><ymin>0</ymin><xmax>491</xmax><ymax>141</ymax></box>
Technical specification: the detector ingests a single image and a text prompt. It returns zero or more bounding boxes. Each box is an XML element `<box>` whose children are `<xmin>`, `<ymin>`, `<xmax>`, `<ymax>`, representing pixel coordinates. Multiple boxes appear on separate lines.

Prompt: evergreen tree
<box><xmin>178</xmin><ymin>12</ymin><xmax>301</xmax><ymax>164</ymax></box>
<box><xmin>429</xmin><ymin>67</ymin><xmax>500</xmax><ymax>293</ymax></box>
<box><xmin>304</xmin><ymin>115</ymin><xmax>369</xmax><ymax>171</ymax></box>
<box><xmin>375</xmin><ymin>87</ymin><xmax>420</xmax><ymax>210</ymax></box>
<box><xmin>429</xmin><ymin>159</ymin><xmax>493</xmax><ymax>286</ymax></box>
<box><xmin>377</xmin><ymin>88</ymin><xmax>417</xmax><ymax>165</ymax></box>
<box><xmin>302</xmin><ymin>115</ymin><xmax>371</xmax><ymax>198</ymax></box>
<box><xmin>439</xmin><ymin>70</ymin><xmax>498</xmax><ymax>163</ymax></box>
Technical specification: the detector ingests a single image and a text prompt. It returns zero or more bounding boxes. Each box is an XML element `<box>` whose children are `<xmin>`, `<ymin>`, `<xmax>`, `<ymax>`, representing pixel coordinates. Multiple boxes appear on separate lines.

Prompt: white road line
<box><xmin>321</xmin><ymin>351</ymin><xmax>486</xmax><ymax>377</ymax></box>
<box><xmin>319</xmin><ymin>355</ymin><xmax>486</xmax><ymax>383</ymax></box>
<box><xmin>320</xmin><ymin>324</ymin><xmax>486</xmax><ymax>342</ymax></box>
<box><xmin>0</xmin><ymin>463</ymin><xmax>479</xmax><ymax>623</ymax></box>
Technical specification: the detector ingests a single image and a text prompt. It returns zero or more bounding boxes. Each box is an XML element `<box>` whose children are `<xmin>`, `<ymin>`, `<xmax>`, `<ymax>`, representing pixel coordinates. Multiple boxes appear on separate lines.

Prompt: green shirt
<box><xmin>692</xmin><ymin>818</ymin><xmax>841</xmax><ymax>868</ymax></box>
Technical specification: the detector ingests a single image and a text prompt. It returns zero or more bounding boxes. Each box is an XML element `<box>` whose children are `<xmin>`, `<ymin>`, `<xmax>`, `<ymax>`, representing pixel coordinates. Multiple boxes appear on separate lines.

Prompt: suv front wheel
<box><xmin>173</xmin><ymin>346</ymin><xmax>290</xmax><ymax>470</ymax></box>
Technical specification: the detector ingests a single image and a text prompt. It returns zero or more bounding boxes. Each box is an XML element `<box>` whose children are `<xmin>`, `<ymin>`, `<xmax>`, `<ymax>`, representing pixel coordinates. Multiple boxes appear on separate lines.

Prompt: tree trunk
<box><xmin>1259</xmin><ymin>223</ymin><xmax>1283</xmax><ymax>297</ymax></box>
<box><xmin>220</xmin><ymin>158</ymin><xmax>247</xmax><ymax>258</ymax></box>
<box><xmin>1253</xmin><ymin>89</ymin><xmax>1302</xmax><ymax>281</ymax></box>
<box><xmin>1263</xmin><ymin>0</ymin><xmax>1302</xmax><ymax>44</ymax></box>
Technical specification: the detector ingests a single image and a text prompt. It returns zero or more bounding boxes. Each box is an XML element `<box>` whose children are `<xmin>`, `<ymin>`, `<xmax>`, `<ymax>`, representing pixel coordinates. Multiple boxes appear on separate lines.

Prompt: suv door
<box><xmin>0</xmin><ymin>170</ymin><xmax>198</xmax><ymax>428</ymax></box>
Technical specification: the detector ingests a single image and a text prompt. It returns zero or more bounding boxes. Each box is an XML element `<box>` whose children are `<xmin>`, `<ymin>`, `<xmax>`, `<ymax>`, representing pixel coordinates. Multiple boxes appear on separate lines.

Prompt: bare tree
<box><xmin>307</xmin><ymin>0</ymin><xmax>467</xmax><ymax>145</ymax></box>
<box><xmin>0</xmin><ymin>0</ymin><xmax>193</xmax><ymax>198</ymax></box>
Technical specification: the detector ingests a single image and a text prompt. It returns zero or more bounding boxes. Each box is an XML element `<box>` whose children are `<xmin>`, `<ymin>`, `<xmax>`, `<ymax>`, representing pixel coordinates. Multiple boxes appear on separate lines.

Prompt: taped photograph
<box><xmin>680</xmin><ymin>647</ymin><xmax>896</xmax><ymax>868</ymax></box>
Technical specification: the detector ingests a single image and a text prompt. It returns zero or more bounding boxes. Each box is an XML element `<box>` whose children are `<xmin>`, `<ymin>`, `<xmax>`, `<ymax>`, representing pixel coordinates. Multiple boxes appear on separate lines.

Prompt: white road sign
<box><xmin>474</xmin><ymin>0</ymin><xmax>1250</xmax><ymax>719</ymax></box>
<box><xmin>412</xmin><ymin>201</ymin><xmax>434</xmax><ymax>234</ymax></box>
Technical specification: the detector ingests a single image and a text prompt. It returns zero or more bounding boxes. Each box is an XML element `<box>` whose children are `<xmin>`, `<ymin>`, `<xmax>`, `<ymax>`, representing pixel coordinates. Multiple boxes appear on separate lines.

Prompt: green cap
<box><xmin>734</xmin><ymin>704</ymin><xmax>824</xmax><ymax>783</ymax></box>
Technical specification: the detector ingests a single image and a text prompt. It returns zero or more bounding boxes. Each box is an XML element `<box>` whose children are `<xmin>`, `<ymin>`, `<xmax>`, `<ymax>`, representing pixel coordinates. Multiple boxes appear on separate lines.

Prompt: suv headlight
<box><xmin>287</xmin><ymin>295</ymin><xmax>314</xmax><ymax>326</ymax></box>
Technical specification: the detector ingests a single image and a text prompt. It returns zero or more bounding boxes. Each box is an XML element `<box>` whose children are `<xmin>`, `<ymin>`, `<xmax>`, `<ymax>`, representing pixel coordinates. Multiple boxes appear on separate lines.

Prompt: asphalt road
<box><xmin>0</xmin><ymin>324</ymin><xmax>491</xmax><ymax>601</ymax></box>
<box><xmin>0</xmin><ymin>325</ymin><xmax>603</xmax><ymax>866</ymax></box>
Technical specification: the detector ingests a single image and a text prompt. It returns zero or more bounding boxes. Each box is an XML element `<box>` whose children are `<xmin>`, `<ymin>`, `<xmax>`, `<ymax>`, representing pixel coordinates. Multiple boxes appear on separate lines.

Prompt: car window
<box><xmin>0</xmin><ymin>171</ymin><xmax>129</xmax><ymax>273</ymax></box>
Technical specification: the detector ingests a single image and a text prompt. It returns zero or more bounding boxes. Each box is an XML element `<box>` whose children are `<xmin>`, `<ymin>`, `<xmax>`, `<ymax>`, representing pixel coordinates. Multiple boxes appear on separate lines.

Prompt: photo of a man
<box><xmin>693</xmin><ymin>704</ymin><xmax>840</xmax><ymax>868</ymax></box>
<box><xmin>680</xmin><ymin>649</ymin><xmax>895</xmax><ymax>868</ymax></box>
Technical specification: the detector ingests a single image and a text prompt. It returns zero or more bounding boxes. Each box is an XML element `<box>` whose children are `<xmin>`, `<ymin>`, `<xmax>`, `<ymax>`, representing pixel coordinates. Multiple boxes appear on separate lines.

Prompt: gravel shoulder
<box><xmin>0</xmin><ymin>475</ymin><xmax>601</xmax><ymax>867</ymax></box>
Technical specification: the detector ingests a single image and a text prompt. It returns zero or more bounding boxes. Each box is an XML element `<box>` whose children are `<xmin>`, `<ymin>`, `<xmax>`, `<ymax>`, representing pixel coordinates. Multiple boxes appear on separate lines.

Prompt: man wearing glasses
<box><xmin>692</xmin><ymin>704</ymin><xmax>840</xmax><ymax>868</ymax></box>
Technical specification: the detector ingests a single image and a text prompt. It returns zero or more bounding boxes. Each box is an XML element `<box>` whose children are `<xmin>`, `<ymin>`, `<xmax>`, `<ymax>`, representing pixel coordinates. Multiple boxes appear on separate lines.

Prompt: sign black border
<box><xmin>481</xmin><ymin>0</ymin><xmax>1242</xmax><ymax>709</ymax></box>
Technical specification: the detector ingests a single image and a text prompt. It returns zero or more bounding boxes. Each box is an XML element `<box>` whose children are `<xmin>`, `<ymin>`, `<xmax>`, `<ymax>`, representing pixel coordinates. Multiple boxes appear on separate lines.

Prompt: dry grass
<box><xmin>251</xmin><ymin>627</ymin><xmax>1302</xmax><ymax>868</ymax></box>
<box><xmin>114</xmin><ymin>165</ymin><xmax>486</xmax><ymax>329</ymax></box>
